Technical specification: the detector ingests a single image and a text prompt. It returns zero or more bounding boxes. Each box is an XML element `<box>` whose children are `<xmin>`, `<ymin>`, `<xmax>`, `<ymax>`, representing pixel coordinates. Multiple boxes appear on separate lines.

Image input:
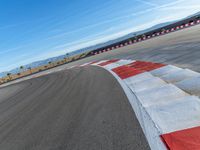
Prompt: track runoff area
<box><xmin>1</xmin><ymin>24</ymin><xmax>200</xmax><ymax>150</ymax></box>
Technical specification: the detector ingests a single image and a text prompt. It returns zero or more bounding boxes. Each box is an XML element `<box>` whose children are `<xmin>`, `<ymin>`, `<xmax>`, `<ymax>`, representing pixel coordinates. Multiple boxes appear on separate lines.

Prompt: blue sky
<box><xmin>0</xmin><ymin>0</ymin><xmax>200</xmax><ymax>72</ymax></box>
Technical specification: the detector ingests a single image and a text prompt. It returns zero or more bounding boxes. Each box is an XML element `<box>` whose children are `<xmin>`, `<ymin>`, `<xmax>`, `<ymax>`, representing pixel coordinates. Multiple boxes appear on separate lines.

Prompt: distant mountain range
<box><xmin>0</xmin><ymin>11</ymin><xmax>199</xmax><ymax>77</ymax></box>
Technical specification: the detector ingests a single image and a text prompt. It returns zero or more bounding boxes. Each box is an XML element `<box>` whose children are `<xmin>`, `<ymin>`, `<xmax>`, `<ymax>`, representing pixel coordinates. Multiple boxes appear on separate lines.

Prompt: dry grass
<box><xmin>0</xmin><ymin>52</ymin><xmax>90</xmax><ymax>85</ymax></box>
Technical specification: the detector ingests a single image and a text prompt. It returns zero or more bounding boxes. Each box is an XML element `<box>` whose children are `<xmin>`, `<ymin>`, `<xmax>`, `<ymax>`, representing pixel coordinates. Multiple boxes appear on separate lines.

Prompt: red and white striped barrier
<box><xmin>89</xmin><ymin>59</ymin><xmax>200</xmax><ymax>150</ymax></box>
<box><xmin>129</xmin><ymin>41</ymin><xmax>133</xmax><ymax>44</ymax></box>
<box><xmin>91</xmin><ymin>19</ymin><xmax>200</xmax><ymax>56</ymax></box>
<box><xmin>185</xmin><ymin>23</ymin><xmax>189</xmax><ymax>27</ymax></box>
<box><xmin>190</xmin><ymin>22</ymin><xmax>194</xmax><ymax>25</ymax></box>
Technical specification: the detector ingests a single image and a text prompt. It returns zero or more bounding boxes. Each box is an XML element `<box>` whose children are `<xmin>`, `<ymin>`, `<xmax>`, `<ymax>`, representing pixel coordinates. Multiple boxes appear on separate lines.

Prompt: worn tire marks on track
<box><xmin>0</xmin><ymin>66</ymin><xmax>150</xmax><ymax>150</ymax></box>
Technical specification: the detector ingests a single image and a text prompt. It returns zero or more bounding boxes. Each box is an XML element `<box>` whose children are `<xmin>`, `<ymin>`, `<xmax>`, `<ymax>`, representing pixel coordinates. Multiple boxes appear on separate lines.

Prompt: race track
<box><xmin>1</xmin><ymin>23</ymin><xmax>200</xmax><ymax>150</ymax></box>
<box><xmin>0</xmin><ymin>66</ymin><xmax>150</xmax><ymax>150</ymax></box>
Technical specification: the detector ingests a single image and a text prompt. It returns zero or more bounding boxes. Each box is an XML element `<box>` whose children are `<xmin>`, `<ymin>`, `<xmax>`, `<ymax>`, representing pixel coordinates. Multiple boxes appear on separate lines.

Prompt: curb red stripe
<box><xmin>161</xmin><ymin>126</ymin><xmax>200</xmax><ymax>150</ymax></box>
<box><xmin>127</xmin><ymin>61</ymin><xmax>166</xmax><ymax>71</ymax></box>
<box><xmin>112</xmin><ymin>61</ymin><xmax>165</xmax><ymax>79</ymax></box>
<box><xmin>98</xmin><ymin>59</ymin><xmax>119</xmax><ymax>66</ymax></box>
<box><xmin>112</xmin><ymin>66</ymin><xmax>145</xmax><ymax>79</ymax></box>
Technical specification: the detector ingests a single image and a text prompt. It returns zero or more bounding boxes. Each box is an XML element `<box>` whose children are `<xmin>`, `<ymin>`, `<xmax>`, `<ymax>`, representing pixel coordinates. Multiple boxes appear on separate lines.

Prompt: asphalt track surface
<box><xmin>67</xmin><ymin>24</ymin><xmax>200</xmax><ymax>72</ymax></box>
<box><xmin>0</xmin><ymin>66</ymin><xmax>150</xmax><ymax>150</ymax></box>
<box><xmin>1</xmin><ymin>24</ymin><xmax>200</xmax><ymax>150</ymax></box>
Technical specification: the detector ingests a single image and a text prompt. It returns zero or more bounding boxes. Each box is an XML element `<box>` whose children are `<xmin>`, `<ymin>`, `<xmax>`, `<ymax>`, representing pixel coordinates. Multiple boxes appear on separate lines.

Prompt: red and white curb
<box><xmin>90</xmin><ymin>59</ymin><xmax>200</xmax><ymax>150</ymax></box>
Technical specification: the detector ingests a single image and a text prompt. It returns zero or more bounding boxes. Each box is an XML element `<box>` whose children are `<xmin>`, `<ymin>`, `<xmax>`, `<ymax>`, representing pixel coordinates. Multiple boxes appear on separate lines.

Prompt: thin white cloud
<box><xmin>46</xmin><ymin>0</ymin><xmax>188</xmax><ymax>41</ymax></box>
<box><xmin>41</xmin><ymin>16</ymin><xmax>177</xmax><ymax>58</ymax></box>
<box><xmin>45</xmin><ymin>2</ymin><xmax>169</xmax><ymax>40</ymax></box>
<box><xmin>46</xmin><ymin>0</ymin><xmax>196</xmax><ymax>51</ymax></box>
<box><xmin>161</xmin><ymin>5</ymin><xmax>200</xmax><ymax>10</ymax></box>
<box><xmin>0</xmin><ymin>46</ymin><xmax>24</xmax><ymax>55</ymax></box>
<box><xmin>52</xmin><ymin>27</ymin><xmax>115</xmax><ymax>49</ymax></box>
<box><xmin>135</xmin><ymin>0</ymin><xmax>158</xmax><ymax>7</ymax></box>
